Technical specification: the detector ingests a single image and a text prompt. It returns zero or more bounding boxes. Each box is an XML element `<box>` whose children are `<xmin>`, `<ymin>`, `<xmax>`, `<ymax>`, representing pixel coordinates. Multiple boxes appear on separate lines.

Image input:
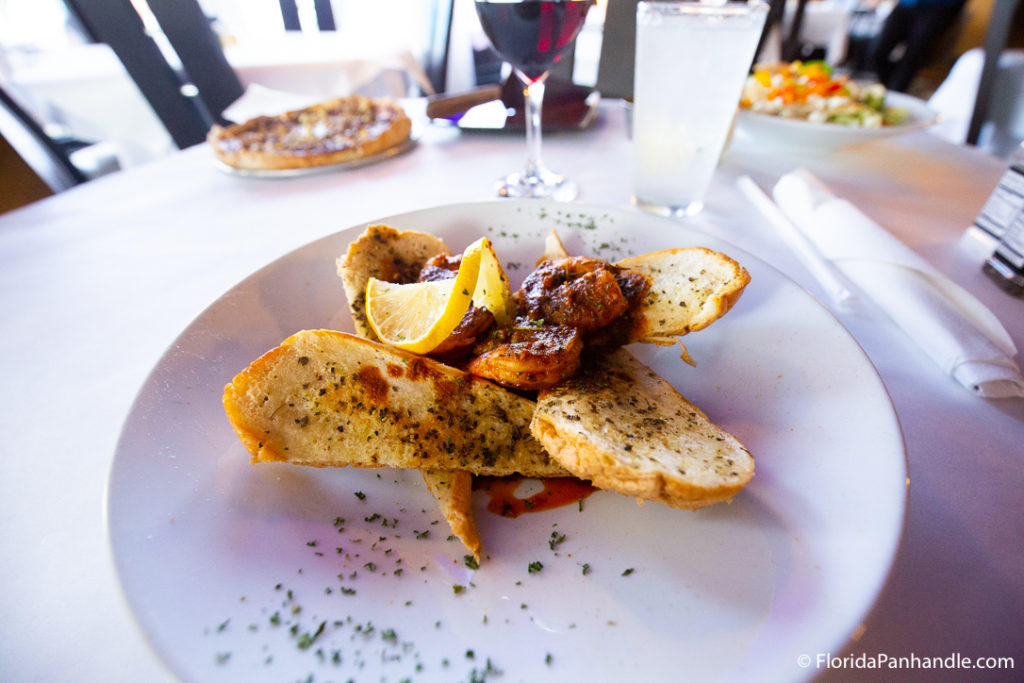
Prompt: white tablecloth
<box><xmin>1</xmin><ymin>101</ymin><xmax>1021</xmax><ymax>681</ymax></box>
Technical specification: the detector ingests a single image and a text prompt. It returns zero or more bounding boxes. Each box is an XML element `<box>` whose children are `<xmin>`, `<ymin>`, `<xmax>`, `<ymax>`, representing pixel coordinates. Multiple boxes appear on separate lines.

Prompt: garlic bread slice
<box><xmin>224</xmin><ymin>329</ymin><xmax>568</xmax><ymax>477</ymax></box>
<box><xmin>421</xmin><ymin>469</ymin><xmax>481</xmax><ymax>561</ymax></box>
<box><xmin>531</xmin><ymin>348</ymin><xmax>753</xmax><ymax>509</ymax></box>
<box><xmin>337</xmin><ymin>224</ymin><xmax>450</xmax><ymax>341</ymax></box>
<box><xmin>618</xmin><ymin>248</ymin><xmax>750</xmax><ymax>344</ymax></box>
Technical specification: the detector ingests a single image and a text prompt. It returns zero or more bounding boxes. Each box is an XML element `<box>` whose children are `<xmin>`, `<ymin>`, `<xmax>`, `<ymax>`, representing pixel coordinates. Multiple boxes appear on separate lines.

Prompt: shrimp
<box><xmin>517</xmin><ymin>256</ymin><xmax>634</xmax><ymax>334</ymax></box>
<box><xmin>467</xmin><ymin>324</ymin><xmax>583</xmax><ymax>391</ymax></box>
<box><xmin>417</xmin><ymin>252</ymin><xmax>495</xmax><ymax>358</ymax></box>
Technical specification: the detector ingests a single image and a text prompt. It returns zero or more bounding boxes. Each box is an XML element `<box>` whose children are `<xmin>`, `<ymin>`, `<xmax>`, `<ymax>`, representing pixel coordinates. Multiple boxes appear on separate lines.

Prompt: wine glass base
<box><xmin>632</xmin><ymin>196</ymin><xmax>704</xmax><ymax>217</ymax></box>
<box><xmin>495</xmin><ymin>169</ymin><xmax>578</xmax><ymax>202</ymax></box>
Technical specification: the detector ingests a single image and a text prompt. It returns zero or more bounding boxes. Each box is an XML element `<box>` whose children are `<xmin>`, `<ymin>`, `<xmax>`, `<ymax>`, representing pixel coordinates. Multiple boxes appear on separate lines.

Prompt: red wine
<box><xmin>475</xmin><ymin>0</ymin><xmax>592</xmax><ymax>82</ymax></box>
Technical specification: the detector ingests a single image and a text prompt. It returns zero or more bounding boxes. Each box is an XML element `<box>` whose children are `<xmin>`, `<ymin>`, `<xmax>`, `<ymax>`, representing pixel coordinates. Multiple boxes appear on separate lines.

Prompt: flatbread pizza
<box><xmin>207</xmin><ymin>95</ymin><xmax>411</xmax><ymax>171</ymax></box>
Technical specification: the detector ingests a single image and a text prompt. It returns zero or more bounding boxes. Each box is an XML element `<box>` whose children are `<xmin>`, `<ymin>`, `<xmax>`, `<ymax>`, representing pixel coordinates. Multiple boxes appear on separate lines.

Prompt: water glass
<box><xmin>632</xmin><ymin>0</ymin><xmax>768</xmax><ymax>216</ymax></box>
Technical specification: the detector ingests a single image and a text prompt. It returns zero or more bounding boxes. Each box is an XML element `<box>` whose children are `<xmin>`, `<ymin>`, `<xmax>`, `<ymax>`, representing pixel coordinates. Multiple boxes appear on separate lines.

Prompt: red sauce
<box><xmin>476</xmin><ymin>476</ymin><xmax>597</xmax><ymax>518</ymax></box>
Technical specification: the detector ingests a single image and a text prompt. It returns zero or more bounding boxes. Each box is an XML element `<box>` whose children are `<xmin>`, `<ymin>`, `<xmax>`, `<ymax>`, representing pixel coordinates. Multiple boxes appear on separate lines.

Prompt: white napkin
<box><xmin>773</xmin><ymin>168</ymin><xmax>1024</xmax><ymax>399</ymax></box>
<box><xmin>222</xmin><ymin>84</ymin><xmax>320</xmax><ymax>123</ymax></box>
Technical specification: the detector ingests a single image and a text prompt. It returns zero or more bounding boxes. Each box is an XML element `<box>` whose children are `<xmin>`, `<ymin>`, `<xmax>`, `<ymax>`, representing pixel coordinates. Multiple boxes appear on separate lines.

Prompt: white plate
<box><xmin>734</xmin><ymin>91</ymin><xmax>939</xmax><ymax>152</ymax></box>
<box><xmin>108</xmin><ymin>201</ymin><xmax>907</xmax><ymax>683</ymax></box>
<box><xmin>215</xmin><ymin>135</ymin><xmax>418</xmax><ymax>179</ymax></box>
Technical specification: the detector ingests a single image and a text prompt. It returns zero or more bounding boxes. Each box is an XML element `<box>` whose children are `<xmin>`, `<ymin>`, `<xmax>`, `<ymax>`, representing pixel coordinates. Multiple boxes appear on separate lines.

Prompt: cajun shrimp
<box><xmin>518</xmin><ymin>256</ymin><xmax>645</xmax><ymax>335</ymax></box>
<box><xmin>467</xmin><ymin>324</ymin><xmax>583</xmax><ymax>391</ymax></box>
<box><xmin>417</xmin><ymin>252</ymin><xmax>495</xmax><ymax>358</ymax></box>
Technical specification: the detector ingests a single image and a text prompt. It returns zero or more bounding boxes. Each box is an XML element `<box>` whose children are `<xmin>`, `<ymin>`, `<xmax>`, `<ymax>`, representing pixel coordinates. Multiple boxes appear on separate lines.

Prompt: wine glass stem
<box><xmin>523</xmin><ymin>76</ymin><xmax>546</xmax><ymax>179</ymax></box>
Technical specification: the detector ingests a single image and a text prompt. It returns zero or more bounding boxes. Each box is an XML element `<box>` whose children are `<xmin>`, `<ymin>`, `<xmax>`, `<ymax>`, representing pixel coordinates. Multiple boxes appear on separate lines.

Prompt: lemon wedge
<box><xmin>473</xmin><ymin>238</ymin><xmax>515</xmax><ymax>327</ymax></box>
<box><xmin>366</xmin><ymin>239</ymin><xmax>484</xmax><ymax>353</ymax></box>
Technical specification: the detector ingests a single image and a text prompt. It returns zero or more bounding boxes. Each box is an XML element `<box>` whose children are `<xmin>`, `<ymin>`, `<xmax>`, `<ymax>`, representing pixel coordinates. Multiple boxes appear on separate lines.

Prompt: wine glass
<box><xmin>474</xmin><ymin>0</ymin><xmax>592</xmax><ymax>201</ymax></box>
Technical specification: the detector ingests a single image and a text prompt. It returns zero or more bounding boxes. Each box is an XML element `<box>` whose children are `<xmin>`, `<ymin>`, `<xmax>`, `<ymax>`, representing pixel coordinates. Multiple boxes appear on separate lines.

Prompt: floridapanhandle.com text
<box><xmin>796</xmin><ymin>652</ymin><xmax>1015</xmax><ymax>671</ymax></box>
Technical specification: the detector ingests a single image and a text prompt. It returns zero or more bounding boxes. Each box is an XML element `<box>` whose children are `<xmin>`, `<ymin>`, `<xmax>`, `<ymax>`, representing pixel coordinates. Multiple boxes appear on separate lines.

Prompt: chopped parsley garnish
<box><xmin>528</xmin><ymin>561</ymin><xmax>543</xmax><ymax>574</ymax></box>
<box><xmin>296</xmin><ymin>620</ymin><xmax>326</xmax><ymax>650</ymax></box>
<box><xmin>621</xmin><ymin>567</ymin><xmax>635</xmax><ymax>577</ymax></box>
<box><xmin>464</xmin><ymin>555</ymin><xmax>480</xmax><ymax>570</ymax></box>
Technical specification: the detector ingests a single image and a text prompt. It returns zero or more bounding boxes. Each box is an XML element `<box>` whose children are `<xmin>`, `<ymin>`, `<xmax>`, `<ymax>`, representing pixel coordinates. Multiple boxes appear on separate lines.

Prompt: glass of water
<box><xmin>632</xmin><ymin>0</ymin><xmax>768</xmax><ymax>216</ymax></box>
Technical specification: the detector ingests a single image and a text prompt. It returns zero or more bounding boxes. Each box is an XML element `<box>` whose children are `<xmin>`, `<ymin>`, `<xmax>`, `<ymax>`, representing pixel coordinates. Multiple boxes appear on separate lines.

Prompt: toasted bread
<box><xmin>530</xmin><ymin>348</ymin><xmax>753</xmax><ymax>509</ymax></box>
<box><xmin>617</xmin><ymin>248</ymin><xmax>750</xmax><ymax>344</ymax></box>
<box><xmin>421</xmin><ymin>469</ymin><xmax>481</xmax><ymax>561</ymax></box>
<box><xmin>223</xmin><ymin>329</ymin><xmax>568</xmax><ymax>477</ymax></box>
<box><xmin>337</xmin><ymin>226</ymin><xmax>504</xmax><ymax>556</ymax></box>
<box><xmin>337</xmin><ymin>224</ymin><xmax>450</xmax><ymax>341</ymax></box>
<box><xmin>337</xmin><ymin>226</ymin><xmax>492</xmax><ymax>558</ymax></box>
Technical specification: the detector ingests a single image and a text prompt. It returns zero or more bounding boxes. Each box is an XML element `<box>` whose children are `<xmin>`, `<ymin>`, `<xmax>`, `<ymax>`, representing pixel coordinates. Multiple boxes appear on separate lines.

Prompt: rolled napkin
<box><xmin>773</xmin><ymin>168</ymin><xmax>1024</xmax><ymax>399</ymax></box>
<box><xmin>222</xmin><ymin>84</ymin><xmax>320</xmax><ymax>123</ymax></box>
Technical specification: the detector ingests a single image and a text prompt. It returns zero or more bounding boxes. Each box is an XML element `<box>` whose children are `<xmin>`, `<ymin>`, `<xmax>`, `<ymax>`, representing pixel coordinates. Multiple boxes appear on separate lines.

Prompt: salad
<box><xmin>740</xmin><ymin>61</ymin><xmax>907</xmax><ymax>127</ymax></box>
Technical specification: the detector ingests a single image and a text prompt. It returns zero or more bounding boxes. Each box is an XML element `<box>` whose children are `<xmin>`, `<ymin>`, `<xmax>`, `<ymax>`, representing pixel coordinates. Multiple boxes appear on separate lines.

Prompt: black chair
<box><xmin>62</xmin><ymin>0</ymin><xmax>243</xmax><ymax>148</ymax></box>
<box><xmin>425</xmin><ymin>0</ymin><xmax>455</xmax><ymax>94</ymax></box>
<box><xmin>275</xmin><ymin>0</ymin><xmax>453</xmax><ymax>95</ymax></box>
<box><xmin>0</xmin><ymin>84</ymin><xmax>86</xmax><ymax>193</ymax></box>
<box><xmin>967</xmin><ymin>0</ymin><xmax>1022</xmax><ymax>145</ymax></box>
<box><xmin>147</xmin><ymin>0</ymin><xmax>245</xmax><ymax>126</ymax></box>
<box><xmin>279</xmin><ymin>0</ymin><xmax>337</xmax><ymax>31</ymax></box>
<box><xmin>62</xmin><ymin>0</ymin><xmax>452</xmax><ymax>146</ymax></box>
<box><xmin>596</xmin><ymin>0</ymin><xmax>637</xmax><ymax>99</ymax></box>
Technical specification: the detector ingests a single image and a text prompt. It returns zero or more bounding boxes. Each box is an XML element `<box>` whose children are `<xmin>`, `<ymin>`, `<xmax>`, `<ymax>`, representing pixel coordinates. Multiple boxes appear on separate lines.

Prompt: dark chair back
<box><xmin>63</xmin><ymin>0</ymin><xmax>242</xmax><ymax>148</ymax></box>
<box><xmin>968</xmin><ymin>0</ymin><xmax>1022</xmax><ymax>145</ymax></box>
<box><xmin>425</xmin><ymin>0</ymin><xmax>455</xmax><ymax>93</ymax></box>
<box><xmin>0</xmin><ymin>85</ymin><xmax>85</xmax><ymax>193</ymax></box>
<box><xmin>147</xmin><ymin>0</ymin><xmax>245</xmax><ymax>126</ymax></box>
<box><xmin>279</xmin><ymin>0</ymin><xmax>337</xmax><ymax>31</ymax></box>
<box><xmin>277</xmin><ymin>0</ymin><xmax>450</xmax><ymax>94</ymax></box>
<box><xmin>597</xmin><ymin>0</ymin><xmax>638</xmax><ymax>99</ymax></box>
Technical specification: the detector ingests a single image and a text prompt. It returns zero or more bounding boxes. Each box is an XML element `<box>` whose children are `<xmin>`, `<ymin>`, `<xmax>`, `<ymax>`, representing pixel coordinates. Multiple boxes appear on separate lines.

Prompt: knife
<box><xmin>426</xmin><ymin>77</ymin><xmax>598</xmax><ymax>130</ymax></box>
<box><xmin>426</xmin><ymin>84</ymin><xmax>503</xmax><ymax>120</ymax></box>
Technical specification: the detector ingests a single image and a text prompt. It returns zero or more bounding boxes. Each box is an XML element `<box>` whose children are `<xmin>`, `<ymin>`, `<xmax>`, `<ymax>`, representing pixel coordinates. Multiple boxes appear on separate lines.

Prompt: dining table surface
<box><xmin>1</xmin><ymin>98</ymin><xmax>1021</xmax><ymax>682</ymax></box>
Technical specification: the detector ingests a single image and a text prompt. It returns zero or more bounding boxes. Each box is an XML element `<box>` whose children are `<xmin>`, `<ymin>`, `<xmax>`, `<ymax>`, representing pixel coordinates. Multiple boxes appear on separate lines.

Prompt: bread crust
<box><xmin>336</xmin><ymin>224</ymin><xmax>450</xmax><ymax>340</ymax></box>
<box><xmin>617</xmin><ymin>248</ymin><xmax>750</xmax><ymax>343</ymax></box>
<box><xmin>223</xmin><ymin>329</ymin><xmax>568</xmax><ymax>477</ymax></box>
<box><xmin>207</xmin><ymin>96</ymin><xmax>411</xmax><ymax>171</ymax></box>
<box><xmin>421</xmin><ymin>470</ymin><xmax>481</xmax><ymax>561</ymax></box>
<box><xmin>531</xmin><ymin>348</ymin><xmax>753</xmax><ymax>509</ymax></box>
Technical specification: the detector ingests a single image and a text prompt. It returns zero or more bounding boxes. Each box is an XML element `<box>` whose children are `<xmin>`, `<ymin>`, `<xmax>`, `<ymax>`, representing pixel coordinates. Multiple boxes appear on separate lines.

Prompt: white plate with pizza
<box><xmin>107</xmin><ymin>201</ymin><xmax>906</xmax><ymax>682</ymax></box>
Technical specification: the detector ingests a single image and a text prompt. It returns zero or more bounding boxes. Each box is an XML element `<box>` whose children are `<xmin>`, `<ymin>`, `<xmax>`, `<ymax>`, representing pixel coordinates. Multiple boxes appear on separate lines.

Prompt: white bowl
<box><xmin>733</xmin><ymin>91</ymin><xmax>939</xmax><ymax>153</ymax></box>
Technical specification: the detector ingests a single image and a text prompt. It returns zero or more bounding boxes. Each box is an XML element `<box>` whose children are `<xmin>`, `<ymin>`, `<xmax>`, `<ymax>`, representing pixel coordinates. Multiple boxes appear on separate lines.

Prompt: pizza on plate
<box><xmin>207</xmin><ymin>95</ymin><xmax>412</xmax><ymax>171</ymax></box>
